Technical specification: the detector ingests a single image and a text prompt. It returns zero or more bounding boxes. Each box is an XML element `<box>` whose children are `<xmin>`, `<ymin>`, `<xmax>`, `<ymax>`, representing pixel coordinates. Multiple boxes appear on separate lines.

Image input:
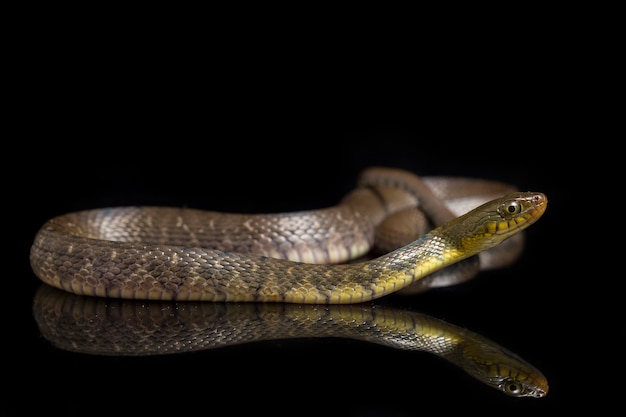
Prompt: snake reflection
<box><xmin>33</xmin><ymin>284</ymin><xmax>548</xmax><ymax>398</ymax></box>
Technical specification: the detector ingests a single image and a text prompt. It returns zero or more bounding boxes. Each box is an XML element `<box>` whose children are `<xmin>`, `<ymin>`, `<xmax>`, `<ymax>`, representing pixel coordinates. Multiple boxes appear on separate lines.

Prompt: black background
<box><xmin>8</xmin><ymin>39</ymin><xmax>599</xmax><ymax>415</ymax></box>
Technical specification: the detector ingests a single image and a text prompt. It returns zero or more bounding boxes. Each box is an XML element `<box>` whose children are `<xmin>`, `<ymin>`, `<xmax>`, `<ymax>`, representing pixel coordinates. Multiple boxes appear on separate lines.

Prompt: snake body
<box><xmin>29</xmin><ymin>168</ymin><xmax>547</xmax><ymax>303</ymax></box>
<box><xmin>32</xmin><ymin>285</ymin><xmax>549</xmax><ymax>398</ymax></box>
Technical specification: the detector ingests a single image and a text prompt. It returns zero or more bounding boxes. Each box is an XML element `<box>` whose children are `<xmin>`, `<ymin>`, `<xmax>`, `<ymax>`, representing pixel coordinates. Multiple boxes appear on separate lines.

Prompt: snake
<box><xmin>29</xmin><ymin>167</ymin><xmax>547</xmax><ymax>303</ymax></box>
<box><xmin>32</xmin><ymin>284</ymin><xmax>549</xmax><ymax>398</ymax></box>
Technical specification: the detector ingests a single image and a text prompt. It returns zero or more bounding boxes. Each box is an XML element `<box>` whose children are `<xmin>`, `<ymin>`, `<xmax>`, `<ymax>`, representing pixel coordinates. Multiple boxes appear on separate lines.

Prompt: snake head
<box><xmin>456</xmin><ymin>191</ymin><xmax>548</xmax><ymax>254</ymax></box>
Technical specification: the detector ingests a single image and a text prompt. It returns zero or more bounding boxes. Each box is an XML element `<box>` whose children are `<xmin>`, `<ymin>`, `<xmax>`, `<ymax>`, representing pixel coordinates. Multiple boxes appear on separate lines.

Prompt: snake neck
<box><xmin>365</xmin><ymin>229</ymin><xmax>468</xmax><ymax>291</ymax></box>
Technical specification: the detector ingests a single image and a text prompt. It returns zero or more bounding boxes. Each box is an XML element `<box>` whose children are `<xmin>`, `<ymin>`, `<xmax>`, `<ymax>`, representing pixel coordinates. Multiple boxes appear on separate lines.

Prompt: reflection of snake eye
<box><xmin>503</xmin><ymin>379</ymin><xmax>524</xmax><ymax>396</ymax></box>
<box><xmin>500</xmin><ymin>200</ymin><xmax>522</xmax><ymax>217</ymax></box>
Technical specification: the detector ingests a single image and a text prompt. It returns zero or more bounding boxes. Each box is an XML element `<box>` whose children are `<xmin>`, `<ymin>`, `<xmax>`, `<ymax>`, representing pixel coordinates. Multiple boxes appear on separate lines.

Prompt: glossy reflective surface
<box><xmin>12</xmin><ymin>122</ymin><xmax>580</xmax><ymax>416</ymax></box>
<box><xmin>33</xmin><ymin>285</ymin><xmax>549</xmax><ymax>397</ymax></box>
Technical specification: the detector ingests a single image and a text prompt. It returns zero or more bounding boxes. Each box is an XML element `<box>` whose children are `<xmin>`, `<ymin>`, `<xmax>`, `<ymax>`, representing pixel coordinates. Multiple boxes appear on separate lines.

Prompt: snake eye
<box><xmin>502</xmin><ymin>379</ymin><xmax>525</xmax><ymax>396</ymax></box>
<box><xmin>499</xmin><ymin>200</ymin><xmax>522</xmax><ymax>218</ymax></box>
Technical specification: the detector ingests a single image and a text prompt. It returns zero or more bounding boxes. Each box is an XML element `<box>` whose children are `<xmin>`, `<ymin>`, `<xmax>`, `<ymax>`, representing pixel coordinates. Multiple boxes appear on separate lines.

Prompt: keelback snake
<box><xmin>29</xmin><ymin>167</ymin><xmax>547</xmax><ymax>303</ymax></box>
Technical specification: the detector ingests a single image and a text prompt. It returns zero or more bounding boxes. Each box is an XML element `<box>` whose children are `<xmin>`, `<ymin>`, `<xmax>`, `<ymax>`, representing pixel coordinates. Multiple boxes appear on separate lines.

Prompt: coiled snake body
<box><xmin>30</xmin><ymin>167</ymin><xmax>547</xmax><ymax>303</ymax></box>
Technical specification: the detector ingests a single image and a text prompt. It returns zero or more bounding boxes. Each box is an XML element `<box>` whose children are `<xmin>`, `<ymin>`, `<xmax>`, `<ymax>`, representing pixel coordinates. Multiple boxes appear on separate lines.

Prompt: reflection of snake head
<box><xmin>458</xmin><ymin>339</ymin><xmax>549</xmax><ymax>398</ymax></box>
